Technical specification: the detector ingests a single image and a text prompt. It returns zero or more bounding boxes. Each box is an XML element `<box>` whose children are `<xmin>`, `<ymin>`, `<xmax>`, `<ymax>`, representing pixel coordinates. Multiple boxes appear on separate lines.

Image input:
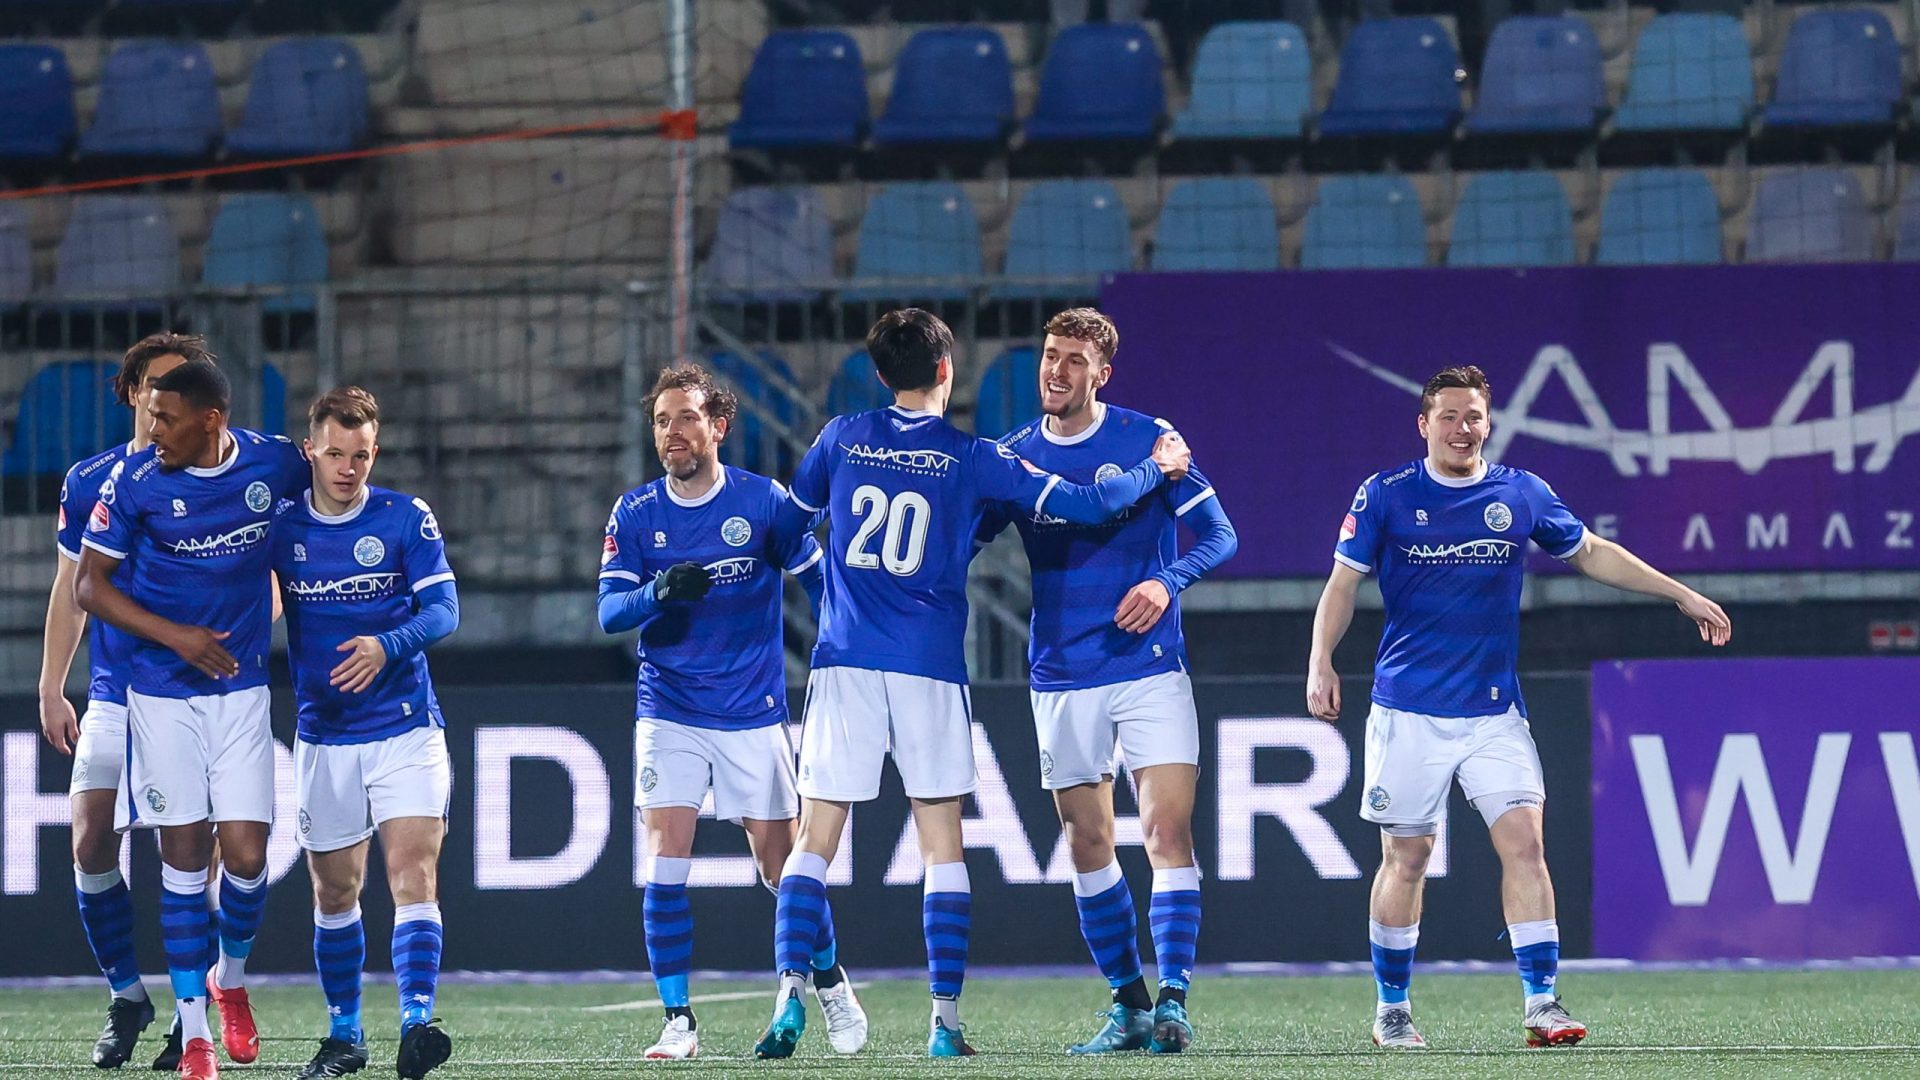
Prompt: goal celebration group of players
<box><xmin>38</xmin><ymin>306</ymin><xmax>1733</xmax><ymax>1075</ymax></box>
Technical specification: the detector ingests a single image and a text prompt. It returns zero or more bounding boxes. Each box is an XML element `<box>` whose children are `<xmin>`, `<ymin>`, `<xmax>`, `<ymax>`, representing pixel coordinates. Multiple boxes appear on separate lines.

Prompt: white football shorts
<box><xmin>69</xmin><ymin>700</ymin><xmax>128</xmax><ymax>796</ymax></box>
<box><xmin>798</xmin><ymin>666</ymin><xmax>976</xmax><ymax>802</ymax></box>
<box><xmin>295</xmin><ymin>724</ymin><xmax>453</xmax><ymax>852</ymax></box>
<box><xmin>634</xmin><ymin>717</ymin><xmax>799</xmax><ymax>824</ymax></box>
<box><xmin>1029</xmin><ymin>670</ymin><xmax>1201</xmax><ymax>790</ymax></box>
<box><xmin>118</xmin><ymin>686</ymin><xmax>274</xmax><ymax>831</ymax></box>
<box><xmin>1360</xmin><ymin>703</ymin><xmax>1546</xmax><ymax>833</ymax></box>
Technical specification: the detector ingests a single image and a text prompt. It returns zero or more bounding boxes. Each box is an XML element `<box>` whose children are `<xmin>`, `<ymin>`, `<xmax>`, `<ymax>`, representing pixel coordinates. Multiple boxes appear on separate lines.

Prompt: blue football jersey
<box><xmin>1334</xmin><ymin>459</ymin><xmax>1587</xmax><ymax>719</ymax></box>
<box><xmin>81</xmin><ymin>429</ymin><xmax>308</xmax><ymax>698</ymax></box>
<box><xmin>272</xmin><ymin>486</ymin><xmax>454</xmax><ymax>745</ymax></box>
<box><xmin>600</xmin><ymin>466</ymin><xmax>822</xmax><ymax>730</ymax></box>
<box><xmin>57</xmin><ymin>442</ymin><xmax>138</xmax><ymax>705</ymax></box>
<box><xmin>986</xmin><ymin>405</ymin><xmax>1217</xmax><ymax>691</ymax></box>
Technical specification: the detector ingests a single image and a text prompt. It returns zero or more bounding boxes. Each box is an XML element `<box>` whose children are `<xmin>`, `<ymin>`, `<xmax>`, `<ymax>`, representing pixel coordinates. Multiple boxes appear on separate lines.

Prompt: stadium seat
<box><xmin>846</xmin><ymin>182</ymin><xmax>983</xmax><ymax>300</ymax></box>
<box><xmin>225</xmin><ymin>39</ymin><xmax>370</xmax><ymax>157</ymax></box>
<box><xmin>1170</xmin><ymin>21</ymin><xmax>1311</xmax><ymax>140</ymax></box>
<box><xmin>1893</xmin><ymin>186</ymin><xmax>1920</xmax><ymax>261</ymax></box>
<box><xmin>1001</xmin><ymin>180</ymin><xmax>1133</xmax><ymax>296</ymax></box>
<box><xmin>975</xmin><ymin>346</ymin><xmax>1040</xmax><ymax>439</ymax></box>
<box><xmin>1317</xmin><ymin>18</ymin><xmax>1462</xmax><ymax>136</ymax></box>
<box><xmin>703</xmin><ymin>187</ymin><xmax>833</xmax><ymax>302</ymax></box>
<box><xmin>1151</xmin><ymin>177</ymin><xmax>1280</xmax><ymax>271</ymax></box>
<box><xmin>1465</xmin><ymin>17</ymin><xmax>1605</xmax><ymax>135</ymax></box>
<box><xmin>78</xmin><ymin>41</ymin><xmax>221</xmax><ymax>159</ymax></box>
<box><xmin>826</xmin><ymin>350</ymin><xmax>892</xmax><ymax>417</ymax></box>
<box><xmin>0</xmin><ymin>203</ymin><xmax>29</xmax><ymax>300</ymax></box>
<box><xmin>202</xmin><ymin>194</ymin><xmax>330</xmax><ymax>312</ymax></box>
<box><xmin>871</xmin><ymin>27</ymin><xmax>1013</xmax><ymax>146</ymax></box>
<box><xmin>730</xmin><ymin>30</ymin><xmax>867</xmax><ymax>149</ymax></box>
<box><xmin>1300</xmin><ymin>175</ymin><xmax>1428</xmax><ymax>269</ymax></box>
<box><xmin>707</xmin><ymin>349</ymin><xmax>798</xmax><ymax>476</ymax></box>
<box><xmin>1446</xmin><ymin>171</ymin><xmax>1576</xmax><ymax>267</ymax></box>
<box><xmin>1745</xmin><ymin>168</ymin><xmax>1873</xmax><ymax>263</ymax></box>
<box><xmin>1</xmin><ymin>360</ymin><xmax>129</xmax><ymax>478</ymax></box>
<box><xmin>260</xmin><ymin>361</ymin><xmax>286</xmax><ymax>435</ymax></box>
<box><xmin>1612</xmin><ymin>15</ymin><xmax>1752</xmax><ymax>132</ymax></box>
<box><xmin>1762</xmin><ymin>10</ymin><xmax>1901</xmax><ymax>129</ymax></box>
<box><xmin>1024</xmin><ymin>23</ymin><xmax>1165</xmax><ymax>142</ymax></box>
<box><xmin>1596</xmin><ymin>169</ymin><xmax>1723</xmax><ymax>265</ymax></box>
<box><xmin>0</xmin><ymin>45</ymin><xmax>75</xmax><ymax>161</ymax></box>
<box><xmin>54</xmin><ymin>196</ymin><xmax>181</xmax><ymax>298</ymax></box>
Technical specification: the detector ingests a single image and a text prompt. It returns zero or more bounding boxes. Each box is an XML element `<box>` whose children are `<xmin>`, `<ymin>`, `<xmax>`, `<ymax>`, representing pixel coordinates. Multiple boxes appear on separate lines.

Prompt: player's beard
<box><xmin>662</xmin><ymin>450</ymin><xmax>707</xmax><ymax>482</ymax></box>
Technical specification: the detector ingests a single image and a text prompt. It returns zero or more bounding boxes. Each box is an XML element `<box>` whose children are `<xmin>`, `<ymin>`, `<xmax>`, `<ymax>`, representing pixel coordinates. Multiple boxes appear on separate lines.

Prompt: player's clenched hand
<box><xmin>1306</xmin><ymin>665</ymin><xmax>1341</xmax><ymax>722</ymax></box>
<box><xmin>654</xmin><ymin>562</ymin><xmax>713</xmax><ymax>604</ymax></box>
<box><xmin>1114</xmin><ymin>579</ymin><xmax>1172</xmax><ymax>634</ymax></box>
<box><xmin>1678</xmin><ymin>591</ymin><xmax>1732</xmax><ymax>647</ymax></box>
<box><xmin>331</xmin><ymin>635</ymin><xmax>388</xmax><ymax>694</ymax></box>
<box><xmin>39</xmin><ymin>691</ymin><xmax>79</xmax><ymax>754</ymax></box>
<box><xmin>168</xmin><ymin>625</ymin><xmax>239</xmax><ymax>680</ymax></box>
<box><xmin>1151</xmin><ymin>432</ymin><xmax>1191</xmax><ymax>481</ymax></box>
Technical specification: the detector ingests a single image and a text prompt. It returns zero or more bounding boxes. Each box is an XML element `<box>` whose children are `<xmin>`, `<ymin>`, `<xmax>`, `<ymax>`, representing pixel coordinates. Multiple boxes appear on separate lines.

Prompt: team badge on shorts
<box><xmin>1367</xmin><ymin>786</ymin><xmax>1391</xmax><ymax>813</ymax></box>
<box><xmin>245</xmin><ymin>481</ymin><xmax>272</xmax><ymax>513</ymax></box>
<box><xmin>639</xmin><ymin>767</ymin><xmax>658</xmax><ymax>793</ymax></box>
<box><xmin>1094</xmin><ymin>463</ymin><xmax>1123</xmax><ymax>482</ymax></box>
<box><xmin>144</xmin><ymin>786</ymin><xmax>167</xmax><ymax>814</ymax></box>
<box><xmin>354</xmin><ymin>535</ymin><xmax>386</xmax><ymax>566</ymax></box>
<box><xmin>1039</xmin><ymin>751</ymin><xmax>1054</xmax><ymax>777</ymax></box>
<box><xmin>1484</xmin><ymin>501</ymin><xmax>1513</xmax><ymax>532</ymax></box>
<box><xmin>298</xmin><ymin>809</ymin><xmax>312</xmax><ymax>835</ymax></box>
<box><xmin>721</xmin><ymin>516</ymin><xmax>752</xmax><ymax>547</ymax></box>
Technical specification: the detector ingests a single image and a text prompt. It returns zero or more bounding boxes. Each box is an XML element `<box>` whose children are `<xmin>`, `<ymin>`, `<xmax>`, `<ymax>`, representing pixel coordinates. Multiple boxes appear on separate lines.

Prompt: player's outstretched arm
<box><xmin>1307</xmin><ymin>563</ymin><xmax>1365</xmax><ymax>721</ymax></box>
<box><xmin>75</xmin><ymin>548</ymin><xmax>238</xmax><ymax>680</ymax></box>
<box><xmin>38</xmin><ymin>553</ymin><xmax>85</xmax><ymax>753</ymax></box>
<box><xmin>1566</xmin><ymin>535</ymin><xmax>1731</xmax><ymax>646</ymax></box>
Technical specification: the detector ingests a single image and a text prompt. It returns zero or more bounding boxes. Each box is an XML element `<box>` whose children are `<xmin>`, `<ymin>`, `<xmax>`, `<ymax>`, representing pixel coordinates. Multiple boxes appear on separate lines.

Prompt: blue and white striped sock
<box><xmin>1149</xmin><ymin>866</ymin><xmax>1201</xmax><ymax>998</ymax></box>
<box><xmin>159</xmin><ymin>864</ymin><xmax>211</xmax><ymax>1044</ymax></box>
<box><xmin>643</xmin><ymin>856</ymin><xmax>694</xmax><ymax>1010</ymax></box>
<box><xmin>923</xmin><ymin>861</ymin><xmax>971</xmax><ymax>1027</ymax></box>
<box><xmin>314</xmin><ymin>906</ymin><xmax>364</xmax><ymax>1042</ymax></box>
<box><xmin>773</xmin><ymin>851</ymin><xmax>829</xmax><ymax>980</ymax></box>
<box><xmin>1073</xmin><ymin>860</ymin><xmax>1143</xmax><ymax>991</ymax></box>
<box><xmin>215</xmin><ymin>867</ymin><xmax>268</xmax><ymax>989</ymax></box>
<box><xmin>76</xmin><ymin>867</ymin><xmax>145</xmax><ymax>1001</ymax></box>
<box><xmin>393</xmin><ymin>902</ymin><xmax>443</xmax><ymax>1034</ymax></box>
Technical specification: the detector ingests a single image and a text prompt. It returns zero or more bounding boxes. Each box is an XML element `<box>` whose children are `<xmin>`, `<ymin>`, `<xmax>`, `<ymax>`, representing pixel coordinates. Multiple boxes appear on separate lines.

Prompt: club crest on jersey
<box><xmin>1095</xmin><ymin>462</ymin><xmax>1123</xmax><ymax>482</ymax></box>
<box><xmin>354</xmin><ymin>536</ymin><xmax>385</xmax><ymax>566</ymax></box>
<box><xmin>245</xmin><ymin>481</ymin><xmax>272</xmax><ymax>513</ymax></box>
<box><xmin>172</xmin><ymin>498</ymin><xmax>187</xmax><ymax>518</ymax></box>
<box><xmin>144</xmin><ymin>786</ymin><xmax>167</xmax><ymax>814</ymax></box>
<box><xmin>721</xmin><ymin>515</ymin><xmax>753</xmax><ymax>547</ymax></box>
<box><xmin>1367</xmin><ymin>786</ymin><xmax>1391</xmax><ymax>813</ymax></box>
<box><xmin>1484</xmin><ymin>502</ymin><xmax>1513</xmax><ymax>532</ymax></box>
<box><xmin>639</xmin><ymin>767</ymin><xmax>658</xmax><ymax>793</ymax></box>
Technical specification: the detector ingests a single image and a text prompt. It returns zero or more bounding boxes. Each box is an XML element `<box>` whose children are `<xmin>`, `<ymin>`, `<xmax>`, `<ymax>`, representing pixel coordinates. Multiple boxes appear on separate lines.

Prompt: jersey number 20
<box><xmin>846</xmin><ymin>484</ymin><xmax>929</xmax><ymax>575</ymax></box>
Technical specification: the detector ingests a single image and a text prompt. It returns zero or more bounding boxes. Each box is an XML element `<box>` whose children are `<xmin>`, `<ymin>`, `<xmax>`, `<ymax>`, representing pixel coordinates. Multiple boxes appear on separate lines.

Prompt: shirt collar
<box><xmin>184</xmin><ymin>432</ymin><xmax>239</xmax><ymax>477</ymax></box>
<box><xmin>666</xmin><ymin>466</ymin><xmax>727</xmax><ymax>508</ymax></box>
<box><xmin>1041</xmin><ymin>402</ymin><xmax>1106</xmax><ymax>446</ymax></box>
<box><xmin>1423</xmin><ymin>457</ymin><xmax>1489</xmax><ymax>488</ymax></box>
<box><xmin>306</xmin><ymin>486</ymin><xmax>370</xmax><ymax>523</ymax></box>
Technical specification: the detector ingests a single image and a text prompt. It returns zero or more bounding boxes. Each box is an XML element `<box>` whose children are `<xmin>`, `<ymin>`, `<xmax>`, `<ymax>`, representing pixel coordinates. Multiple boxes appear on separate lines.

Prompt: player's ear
<box><xmin>712</xmin><ymin>414</ymin><xmax>730</xmax><ymax>444</ymax></box>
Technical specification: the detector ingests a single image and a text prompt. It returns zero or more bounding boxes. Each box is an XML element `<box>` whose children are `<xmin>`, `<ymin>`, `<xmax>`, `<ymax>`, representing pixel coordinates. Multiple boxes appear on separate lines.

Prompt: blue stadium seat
<box><xmin>707</xmin><ymin>350</ymin><xmax>798</xmax><ymax>476</ymax></box>
<box><xmin>1763</xmin><ymin>10</ymin><xmax>1901</xmax><ymax>129</ymax></box>
<box><xmin>846</xmin><ymin>182</ymin><xmax>982</xmax><ymax>300</ymax></box>
<box><xmin>1613</xmin><ymin>15</ymin><xmax>1752</xmax><ymax>132</ymax></box>
<box><xmin>975</xmin><ymin>346</ymin><xmax>1040</xmax><ymax>439</ymax></box>
<box><xmin>1466</xmin><ymin>17</ymin><xmax>1604</xmax><ymax>135</ymax></box>
<box><xmin>225</xmin><ymin>39</ymin><xmax>370</xmax><ymax>156</ymax></box>
<box><xmin>0</xmin><ymin>45</ymin><xmax>75</xmax><ymax>160</ymax></box>
<box><xmin>1171</xmin><ymin>21</ymin><xmax>1310</xmax><ymax>140</ymax></box>
<box><xmin>0</xmin><ymin>203</ymin><xmax>29</xmax><ymax>301</ymax></box>
<box><xmin>826</xmin><ymin>350</ymin><xmax>892</xmax><ymax>417</ymax></box>
<box><xmin>703</xmin><ymin>187</ymin><xmax>832</xmax><ymax>302</ymax></box>
<box><xmin>1746</xmin><ymin>168</ymin><xmax>1873</xmax><ymax>263</ymax></box>
<box><xmin>730</xmin><ymin>30</ymin><xmax>867</xmax><ymax>150</ymax></box>
<box><xmin>1151</xmin><ymin>178</ymin><xmax>1280</xmax><ymax>271</ymax></box>
<box><xmin>78</xmin><ymin>41</ymin><xmax>221</xmax><ymax>158</ymax></box>
<box><xmin>1446</xmin><ymin>172</ymin><xmax>1576</xmax><ymax>267</ymax></box>
<box><xmin>260</xmin><ymin>361</ymin><xmax>286</xmax><ymax>434</ymax></box>
<box><xmin>1300</xmin><ymin>175</ymin><xmax>1427</xmax><ymax>269</ymax></box>
<box><xmin>55</xmin><ymin>196</ymin><xmax>181</xmax><ymax>298</ymax></box>
<box><xmin>1318</xmin><ymin>18</ymin><xmax>1462</xmax><ymax>136</ymax></box>
<box><xmin>1001</xmin><ymin>180</ymin><xmax>1132</xmax><ymax>296</ymax></box>
<box><xmin>2</xmin><ymin>360</ymin><xmax>129</xmax><ymax>478</ymax></box>
<box><xmin>1596</xmin><ymin>169</ymin><xmax>1722</xmax><ymax>265</ymax></box>
<box><xmin>202</xmin><ymin>194</ymin><xmax>329</xmax><ymax>313</ymax></box>
<box><xmin>1024</xmin><ymin>23</ymin><xmax>1165</xmax><ymax>142</ymax></box>
<box><xmin>1893</xmin><ymin>186</ymin><xmax>1920</xmax><ymax>261</ymax></box>
<box><xmin>872</xmin><ymin>27</ymin><xmax>1012</xmax><ymax>146</ymax></box>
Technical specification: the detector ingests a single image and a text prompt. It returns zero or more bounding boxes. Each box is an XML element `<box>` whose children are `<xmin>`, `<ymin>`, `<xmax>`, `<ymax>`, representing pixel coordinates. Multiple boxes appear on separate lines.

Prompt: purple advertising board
<box><xmin>1590</xmin><ymin>658</ymin><xmax>1920</xmax><ymax>960</ymax></box>
<box><xmin>1101</xmin><ymin>265</ymin><xmax>1920</xmax><ymax>576</ymax></box>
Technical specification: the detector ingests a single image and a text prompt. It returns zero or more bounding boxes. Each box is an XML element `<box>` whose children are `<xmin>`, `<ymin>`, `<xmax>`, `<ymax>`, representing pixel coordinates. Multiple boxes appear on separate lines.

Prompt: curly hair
<box><xmin>114</xmin><ymin>333</ymin><xmax>216</xmax><ymax>406</ymax></box>
<box><xmin>645</xmin><ymin>364</ymin><xmax>739</xmax><ymax>427</ymax></box>
<box><xmin>1043</xmin><ymin>307</ymin><xmax>1119</xmax><ymax>363</ymax></box>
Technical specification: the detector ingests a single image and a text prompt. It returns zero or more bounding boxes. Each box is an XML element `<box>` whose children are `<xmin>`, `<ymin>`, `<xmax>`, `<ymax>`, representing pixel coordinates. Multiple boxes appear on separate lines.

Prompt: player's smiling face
<box><xmin>306</xmin><ymin>419</ymin><xmax>378</xmax><ymax>505</ymax></box>
<box><xmin>1039</xmin><ymin>334</ymin><xmax>1109</xmax><ymax>419</ymax></box>
<box><xmin>1419</xmin><ymin>386</ymin><xmax>1491</xmax><ymax>476</ymax></box>
<box><xmin>653</xmin><ymin>387</ymin><xmax>725</xmax><ymax>481</ymax></box>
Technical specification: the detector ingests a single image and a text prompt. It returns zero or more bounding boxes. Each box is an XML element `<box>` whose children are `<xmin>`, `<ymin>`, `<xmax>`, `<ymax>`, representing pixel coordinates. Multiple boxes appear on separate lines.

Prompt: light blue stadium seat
<box><xmin>225</xmin><ymin>39</ymin><xmax>370</xmax><ymax>156</ymax></box>
<box><xmin>1025</xmin><ymin>23</ymin><xmax>1165</xmax><ymax>142</ymax></box>
<box><xmin>975</xmin><ymin>346</ymin><xmax>1040</xmax><ymax>439</ymax></box>
<box><xmin>2</xmin><ymin>360</ymin><xmax>129</xmax><ymax>477</ymax></box>
<box><xmin>1151</xmin><ymin>178</ymin><xmax>1280</xmax><ymax>271</ymax></box>
<box><xmin>1613</xmin><ymin>15</ymin><xmax>1753</xmax><ymax>132</ymax></box>
<box><xmin>1763</xmin><ymin>10</ymin><xmax>1901</xmax><ymax>129</ymax></box>
<box><xmin>873</xmin><ymin>27</ymin><xmax>1013</xmax><ymax>146</ymax></box>
<box><xmin>202</xmin><ymin>194</ymin><xmax>329</xmax><ymax>313</ymax></box>
<box><xmin>0</xmin><ymin>203</ymin><xmax>29</xmax><ymax>300</ymax></box>
<box><xmin>845</xmin><ymin>182</ymin><xmax>982</xmax><ymax>301</ymax></box>
<box><xmin>78</xmin><ymin>41</ymin><xmax>221</xmax><ymax>158</ymax></box>
<box><xmin>1000</xmin><ymin>180</ymin><xmax>1132</xmax><ymax>297</ymax></box>
<box><xmin>703</xmin><ymin>187</ymin><xmax>833</xmax><ymax>302</ymax></box>
<box><xmin>1596</xmin><ymin>168</ymin><xmax>1722</xmax><ymax>265</ymax></box>
<box><xmin>1318</xmin><ymin>18</ymin><xmax>1462</xmax><ymax>136</ymax></box>
<box><xmin>1466</xmin><ymin>16</ymin><xmax>1605</xmax><ymax>135</ymax></box>
<box><xmin>707</xmin><ymin>350</ymin><xmax>800</xmax><ymax>476</ymax></box>
<box><xmin>0</xmin><ymin>45</ymin><xmax>75</xmax><ymax>160</ymax></box>
<box><xmin>1745</xmin><ymin>168</ymin><xmax>1873</xmax><ymax>264</ymax></box>
<box><xmin>730</xmin><ymin>30</ymin><xmax>867</xmax><ymax>149</ymax></box>
<box><xmin>826</xmin><ymin>350</ymin><xmax>892</xmax><ymax>417</ymax></box>
<box><xmin>1893</xmin><ymin>186</ymin><xmax>1920</xmax><ymax>261</ymax></box>
<box><xmin>55</xmin><ymin>196</ymin><xmax>181</xmax><ymax>299</ymax></box>
<box><xmin>1300</xmin><ymin>175</ymin><xmax>1427</xmax><ymax>269</ymax></box>
<box><xmin>1171</xmin><ymin>21</ymin><xmax>1310</xmax><ymax>140</ymax></box>
<box><xmin>1446</xmin><ymin>171</ymin><xmax>1576</xmax><ymax>267</ymax></box>
<box><xmin>259</xmin><ymin>361</ymin><xmax>286</xmax><ymax>434</ymax></box>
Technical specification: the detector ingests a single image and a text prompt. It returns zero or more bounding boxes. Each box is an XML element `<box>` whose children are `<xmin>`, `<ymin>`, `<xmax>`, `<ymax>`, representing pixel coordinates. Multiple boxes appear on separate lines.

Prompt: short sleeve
<box><xmin>598</xmin><ymin>498</ymin><xmax>647</xmax><ymax>585</ymax></box>
<box><xmin>768</xmin><ymin>480</ymin><xmax>823</xmax><ymax>575</ymax></box>
<box><xmin>81</xmin><ymin>461</ymin><xmax>137</xmax><ymax>561</ymax></box>
<box><xmin>1524</xmin><ymin>472</ymin><xmax>1587</xmax><ymax>560</ymax></box>
<box><xmin>404</xmin><ymin>497</ymin><xmax>456</xmax><ymax>592</ymax></box>
<box><xmin>272</xmin><ymin>436</ymin><xmax>309</xmax><ymax>497</ymax></box>
<box><xmin>1332</xmin><ymin>474</ymin><xmax>1383</xmax><ymax>575</ymax></box>
<box><xmin>970</xmin><ymin>438</ymin><xmax>1059</xmax><ymax>514</ymax></box>
<box><xmin>1166</xmin><ymin>462</ymin><xmax>1217</xmax><ymax>519</ymax></box>
<box><xmin>56</xmin><ymin>468</ymin><xmax>87</xmax><ymax>559</ymax></box>
<box><xmin>787</xmin><ymin>418</ymin><xmax>838</xmax><ymax>514</ymax></box>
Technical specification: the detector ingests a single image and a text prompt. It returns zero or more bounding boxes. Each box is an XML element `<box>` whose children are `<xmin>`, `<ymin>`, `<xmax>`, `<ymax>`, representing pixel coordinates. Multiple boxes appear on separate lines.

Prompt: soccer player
<box><xmin>272</xmin><ymin>387</ymin><xmax>458</xmax><ymax>1080</ymax></box>
<box><xmin>976</xmin><ymin>308</ymin><xmax>1237</xmax><ymax>1054</ymax></box>
<box><xmin>77</xmin><ymin>360</ymin><xmax>309</xmax><ymax>1080</ymax></box>
<box><xmin>598</xmin><ymin>365</ymin><xmax>868</xmax><ymax>1061</ymax></box>
<box><xmin>1307</xmin><ymin>365</ymin><xmax>1732</xmax><ymax>1050</ymax></box>
<box><xmin>756</xmin><ymin>309</ymin><xmax>1191</xmax><ymax>1059</ymax></box>
<box><xmin>40</xmin><ymin>334</ymin><xmax>219</xmax><ymax>1069</ymax></box>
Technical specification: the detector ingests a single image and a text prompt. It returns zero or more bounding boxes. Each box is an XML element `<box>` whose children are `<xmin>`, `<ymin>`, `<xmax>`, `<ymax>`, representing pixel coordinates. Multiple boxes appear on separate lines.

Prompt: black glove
<box><xmin>653</xmin><ymin>561</ymin><xmax>713</xmax><ymax>604</ymax></box>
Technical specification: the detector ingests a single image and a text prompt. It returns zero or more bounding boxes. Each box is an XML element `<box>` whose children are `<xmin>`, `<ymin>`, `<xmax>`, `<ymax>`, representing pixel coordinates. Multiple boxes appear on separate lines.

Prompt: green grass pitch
<box><xmin>1</xmin><ymin>970</ymin><xmax>1914</xmax><ymax>1078</ymax></box>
